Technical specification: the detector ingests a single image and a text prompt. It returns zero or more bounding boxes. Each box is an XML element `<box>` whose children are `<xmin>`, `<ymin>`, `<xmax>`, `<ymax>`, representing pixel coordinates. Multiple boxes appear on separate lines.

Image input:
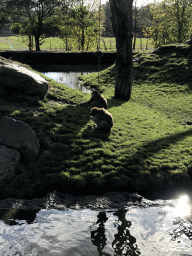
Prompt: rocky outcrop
<box><xmin>0</xmin><ymin>191</ymin><xmax>159</xmax><ymax>210</ymax></box>
<box><xmin>0</xmin><ymin>56</ymin><xmax>48</xmax><ymax>99</ymax></box>
<box><xmin>0</xmin><ymin>116</ymin><xmax>40</xmax><ymax>163</ymax></box>
<box><xmin>0</xmin><ymin>145</ymin><xmax>20</xmax><ymax>178</ymax></box>
<box><xmin>0</xmin><ymin>116</ymin><xmax>40</xmax><ymax>178</ymax></box>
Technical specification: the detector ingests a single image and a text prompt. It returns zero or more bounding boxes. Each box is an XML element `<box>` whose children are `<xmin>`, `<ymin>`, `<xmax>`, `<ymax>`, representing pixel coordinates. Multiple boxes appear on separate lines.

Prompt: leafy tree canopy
<box><xmin>2</xmin><ymin>0</ymin><xmax>70</xmax><ymax>50</ymax></box>
<box><xmin>149</xmin><ymin>0</ymin><xmax>192</xmax><ymax>47</ymax></box>
<box><xmin>59</xmin><ymin>1</ymin><xmax>104</xmax><ymax>51</ymax></box>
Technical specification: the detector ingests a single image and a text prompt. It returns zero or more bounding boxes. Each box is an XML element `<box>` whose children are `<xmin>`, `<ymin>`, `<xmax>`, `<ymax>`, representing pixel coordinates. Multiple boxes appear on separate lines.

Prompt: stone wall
<box><xmin>0</xmin><ymin>51</ymin><xmax>117</xmax><ymax>65</ymax></box>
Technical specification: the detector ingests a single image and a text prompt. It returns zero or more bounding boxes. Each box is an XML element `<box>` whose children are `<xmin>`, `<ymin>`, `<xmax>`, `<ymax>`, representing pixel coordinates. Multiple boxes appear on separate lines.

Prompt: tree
<box><xmin>149</xmin><ymin>0</ymin><xmax>192</xmax><ymax>47</ymax></box>
<box><xmin>59</xmin><ymin>2</ymin><xmax>102</xmax><ymax>51</ymax></box>
<box><xmin>5</xmin><ymin>0</ymin><xmax>68</xmax><ymax>51</ymax></box>
<box><xmin>149</xmin><ymin>2</ymin><xmax>170</xmax><ymax>47</ymax></box>
<box><xmin>132</xmin><ymin>2</ymin><xmax>152</xmax><ymax>50</ymax></box>
<box><xmin>0</xmin><ymin>0</ymin><xmax>11</xmax><ymax>28</ymax></box>
<box><xmin>132</xmin><ymin>1</ymin><xmax>139</xmax><ymax>50</ymax></box>
<box><xmin>109</xmin><ymin>0</ymin><xmax>133</xmax><ymax>101</ymax></box>
<box><xmin>103</xmin><ymin>1</ymin><xmax>114</xmax><ymax>37</ymax></box>
<box><xmin>169</xmin><ymin>0</ymin><xmax>192</xmax><ymax>43</ymax></box>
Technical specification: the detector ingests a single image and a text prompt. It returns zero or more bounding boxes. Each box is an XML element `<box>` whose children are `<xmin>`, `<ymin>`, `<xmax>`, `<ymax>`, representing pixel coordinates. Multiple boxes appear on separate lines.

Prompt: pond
<box><xmin>33</xmin><ymin>64</ymin><xmax>111</xmax><ymax>94</ymax></box>
<box><xmin>0</xmin><ymin>193</ymin><xmax>192</xmax><ymax>255</ymax></box>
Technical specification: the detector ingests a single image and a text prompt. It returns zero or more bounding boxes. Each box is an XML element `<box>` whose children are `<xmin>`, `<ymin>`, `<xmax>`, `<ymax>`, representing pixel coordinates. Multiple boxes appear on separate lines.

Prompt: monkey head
<box><xmin>90</xmin><ymin>107</ymin><xmax>100</xmax><ymax>116</ymax></box>
<box><xmin>91</xmin><ymin>90</ymin><xmax>99</xmax><ymax>99</ymax></box>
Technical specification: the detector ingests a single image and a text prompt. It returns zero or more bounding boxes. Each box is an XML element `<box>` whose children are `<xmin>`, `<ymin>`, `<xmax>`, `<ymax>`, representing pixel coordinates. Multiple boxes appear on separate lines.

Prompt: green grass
<box><xmin>0</xmin><ymin>36</ymin><xmax>29</xmax><ymax>50</ymax></box>
<box><xmin>0</xmin><ymin>45</ymin><xmax>191</xmax><ymax>199</ymax></box>
<box><xmin>41</xmin><ymin>37</ymin><xmax>65</xmax><ymax>51</ymax></box>
<box><xmin>0</xmin><ymin>35</ymin><xmax>154</xmax><ymax>52</ymax></box>
<box><xmin>133</xmin><ymin>38</ymin><xmax>154</xmax><ymax>51</ymax></box>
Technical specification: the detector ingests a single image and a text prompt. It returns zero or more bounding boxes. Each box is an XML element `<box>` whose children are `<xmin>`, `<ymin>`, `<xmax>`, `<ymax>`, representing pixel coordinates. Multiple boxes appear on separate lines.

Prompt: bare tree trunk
<box><xmin>109</xmin><ymin>0</ymin><xmax>133</xmax><ymax>100</ymax></box>
<box><xmin>133</xmin><ymin>1</ymin><xmax>137</xmax><ymax>50</ymax></box>
<box><xmin>81</xmin><ymin>28</ymin><xmax>85</xmax><ymax>51</ymax></box>
<box><xmin>28</xmin><ymin>32</ymin><xmax>32</xmax><ymax>51</ymax></box>
<box><xmin>34</xmin><ymin>23</ymin><xmax>42</xmax><ymax>51</ymax></box>
<box><xmin>35</xmin><ymin>34</ymin><xmax>40</xmax><ymax>51</ymax></box>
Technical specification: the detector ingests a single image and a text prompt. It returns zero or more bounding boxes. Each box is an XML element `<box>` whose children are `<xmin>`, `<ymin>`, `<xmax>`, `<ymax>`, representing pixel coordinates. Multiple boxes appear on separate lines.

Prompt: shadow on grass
<box><xmin>0</xmin><ymin>103</ymin><xmax>92</xmax><ymax>199</ymax></box>
<box><xmin>128</xmin><ymin>127</ymin><xmax>192</xmax><ymax>167</ymax></box>
<box><xmin>36</xmin><ymin>103</ymin><xmax>91</xmax><ymax>161</ymax></box>
<box><xmin>107</xmin><ymin>97</ymin><xmax>127</xmax><ymax>109</ymax></box>
<box><xmin>32</xmin><ymin>105</ymin><xmax>192</xmax><ymax>196</ymax></box>
<box><xmin>112</xmin><ymin>127</ymin><xmax>192</xmax><ymax>197</ymax></box>
<box><xmin>81</xmin><ymin>125</ymin><xmax>112</xmax><ymax>141</ymax></box>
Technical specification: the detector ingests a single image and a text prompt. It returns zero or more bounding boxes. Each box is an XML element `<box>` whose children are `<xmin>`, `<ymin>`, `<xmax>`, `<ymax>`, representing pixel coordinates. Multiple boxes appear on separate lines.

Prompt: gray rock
<box><xmin>0</xmin><ymin>57</ymin><xmax>48</xmax><ymax>99</ymax></box>
<box><xmin>0</xmin><ymin>145</ymin><xmax>20</xmax><ymax>179</ymax></box>
<box><xmin>0</xmin><ymin>116</ymin><xmax>40</xmax><ymax>162</ymax></box>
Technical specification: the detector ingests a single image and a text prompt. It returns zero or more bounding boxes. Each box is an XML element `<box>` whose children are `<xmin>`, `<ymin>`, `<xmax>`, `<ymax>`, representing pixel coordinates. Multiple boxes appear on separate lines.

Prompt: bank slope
<box><xmin>1</xmin><ymin>47</ymin><xmax>192</xmax><ymax>198</ymax></box>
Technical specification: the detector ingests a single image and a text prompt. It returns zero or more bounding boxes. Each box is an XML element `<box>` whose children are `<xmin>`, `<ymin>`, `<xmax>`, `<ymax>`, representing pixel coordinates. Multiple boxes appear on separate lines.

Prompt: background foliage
<box><xmin>149</xmin><ymin>0</ymin><xmax>192</xmax><ymax>47</ymax></box>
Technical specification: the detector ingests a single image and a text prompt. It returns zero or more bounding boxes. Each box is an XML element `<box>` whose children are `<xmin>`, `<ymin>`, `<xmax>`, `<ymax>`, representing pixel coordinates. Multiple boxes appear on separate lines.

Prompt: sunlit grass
<box><xmin>0</xmin><ymin>42</ymin><xmax>12</xmax><ymax>50</ymax></box>
<box><xmin>0</xmin><ymin>36</ymin><xmax>154</xmax><ymax>52</ymax></box>
<box><xmin>0</xmin><ymin>46</ymin><xmax>192</xmax><ymax>198</ymax></box>
<box><xmin>0</xmin><ymin>36</ymin><xmax>29</xmax><ymax>50</ymax></box>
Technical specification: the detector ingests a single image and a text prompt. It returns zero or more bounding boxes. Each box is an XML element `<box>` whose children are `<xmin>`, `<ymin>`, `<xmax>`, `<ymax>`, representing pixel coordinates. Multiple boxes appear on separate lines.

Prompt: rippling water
<box><xmin>0</xmin><ymin>195</ymin><xmax>192</xmax><ymax>256</ymax></box>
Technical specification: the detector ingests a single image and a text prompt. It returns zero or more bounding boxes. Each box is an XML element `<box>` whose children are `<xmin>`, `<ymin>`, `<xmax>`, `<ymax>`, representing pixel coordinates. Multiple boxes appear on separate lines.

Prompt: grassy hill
<box><xmin>1</xmin><ymin>45</ymin><xmax>192</xmax><ymax>199</ymax></box>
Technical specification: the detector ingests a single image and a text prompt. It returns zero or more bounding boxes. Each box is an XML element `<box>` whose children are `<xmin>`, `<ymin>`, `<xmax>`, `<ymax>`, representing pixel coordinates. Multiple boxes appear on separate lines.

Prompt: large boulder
<box><xmin>0</xmin><ymin>145</ymin><xmax>20</xmax><ymax>179</ymax></box>
<box><xmin>0</xmin><ymin>57</ymin><xmax>48</xmax><ymax>99</ymax></box>
<box><xmin>0</xmin><ymin>116</ymin><xmax>40</xmax><ymax>162</ymax></box>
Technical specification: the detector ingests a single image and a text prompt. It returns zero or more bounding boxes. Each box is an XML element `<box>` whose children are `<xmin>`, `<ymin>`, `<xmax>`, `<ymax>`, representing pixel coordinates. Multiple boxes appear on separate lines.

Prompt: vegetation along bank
<box><xmin>1</xmin><ymin>44</ymin><xmax>192</xmax><ymax>199</ymax></box>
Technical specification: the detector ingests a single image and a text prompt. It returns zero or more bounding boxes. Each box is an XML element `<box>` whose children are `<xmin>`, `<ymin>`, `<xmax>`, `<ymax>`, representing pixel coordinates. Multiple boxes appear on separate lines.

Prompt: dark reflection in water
<box><xmin>0</xmin><ymin>201</ymin><xmax>192</xmax><ymax>255</ymax></box>
<box><xmin>0</xmin><ymin>209</ymin><xmax>38</xmax><ymax>225</ymax></box>
<box><xmin>91</xmin><ymin>212</ymin><xmax>108</xmax><ymax>256</ymax></box>
<box><xmin>91</xmin><ymin>210</ymin><xmax>141</xmax><ymax>256</ymax></box>
<box><xmin>112</xmin><ymin>210</ymin><xmax>140</xmax><ymax>256</ymax></box>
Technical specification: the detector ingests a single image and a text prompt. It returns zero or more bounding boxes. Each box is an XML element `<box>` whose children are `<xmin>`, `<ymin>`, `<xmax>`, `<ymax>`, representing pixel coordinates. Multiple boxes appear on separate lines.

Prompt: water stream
<box><xmin>7</xmin><ymin>65</ymin><xmax>191</xmax><ymax>255</ymax></box>
<box><xmin>43</xmin><ymin>71</ymin><xmax>91</xmax><ymax>93</ymax></box>
<box><xmin>33</xmin><ymin>64</ymin><xmax>111</xmax><ymax>94</ymax></box>
<box><xmin>0</xmin><ymin>194</ymin><xmax>192</xmax><ymax>255</ymax></box>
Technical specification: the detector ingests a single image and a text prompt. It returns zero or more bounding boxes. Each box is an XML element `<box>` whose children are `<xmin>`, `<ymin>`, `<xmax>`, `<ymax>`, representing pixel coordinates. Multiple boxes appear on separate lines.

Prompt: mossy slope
<box><xmin>1</xmin><ymin>47</ymin><xmax>192</xmax><ymax>199</ymax></box>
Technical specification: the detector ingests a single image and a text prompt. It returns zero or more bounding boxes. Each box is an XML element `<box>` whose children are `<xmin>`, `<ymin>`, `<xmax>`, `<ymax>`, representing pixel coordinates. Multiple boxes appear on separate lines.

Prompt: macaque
<box><xmin>90</xmin><ymin>107</ymin><xmax>114</xmax><ymax>132</ymax></box>
<box><xmin>81</xmin><ymin>91</ymin><xmax>108</xmax><ymax>109</ymax></box>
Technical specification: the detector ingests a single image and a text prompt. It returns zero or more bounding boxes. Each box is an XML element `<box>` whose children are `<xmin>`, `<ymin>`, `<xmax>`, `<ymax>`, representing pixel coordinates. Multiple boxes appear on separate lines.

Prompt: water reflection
<box><xmin>0</xmin><ymin>209</ymin><xmax>38</xmax><ymax>225</ymax></box>
<box><xmin>112</xmin><ymin>210</ymin><xmax>140</xmax><ymax>256</ymax></box>
<box><xmin>91</xmin><ymin>212</ymin><xmax>108</xmax><ymax>256</ymax></box>
<box><xmin>43</xmin><ymin>71</ymin><xmax>92</xmax><ymax>93</ymax></box>
<box><xmin>0</xmin><ymin>197</ymin><xmax>192</xmax><ymax>255</ymax></box>
<box><xmin>91</xmin><ymin>210</ymin><xmax>140</xmax><ymax>256</ymax></box>
<box><xmin>33</xmin><ymin>63</ymin><xmax>111</xmax><ymax>94</ymax></box>
<box><xmin>175</xmin><ymin>195</ymin><xmax>191</xmax><ymax>217</ymax></box>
